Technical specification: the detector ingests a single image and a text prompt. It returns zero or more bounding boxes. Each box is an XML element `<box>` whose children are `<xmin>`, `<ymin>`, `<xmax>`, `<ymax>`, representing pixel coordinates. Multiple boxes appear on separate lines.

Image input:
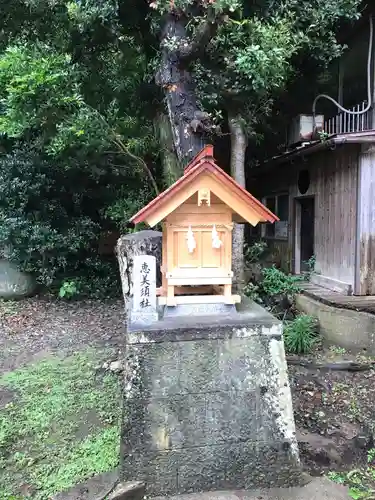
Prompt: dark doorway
<box><xmin>300</xmin><ymin>197</ymin><xmax>315</xmax><ymax>272</ymax></box>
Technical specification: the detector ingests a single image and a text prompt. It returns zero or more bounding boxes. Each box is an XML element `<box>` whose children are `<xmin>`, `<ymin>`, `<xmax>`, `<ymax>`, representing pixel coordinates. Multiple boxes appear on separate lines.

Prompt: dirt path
<box><xmin>288</xmin><ymin>346</ymin><xmax>375</xmax><ymax>483</ymax></box>
<box><xmin>0</xmin><ymin>297</ymin><xmax>125</xmax><ymax>374</ymax></box>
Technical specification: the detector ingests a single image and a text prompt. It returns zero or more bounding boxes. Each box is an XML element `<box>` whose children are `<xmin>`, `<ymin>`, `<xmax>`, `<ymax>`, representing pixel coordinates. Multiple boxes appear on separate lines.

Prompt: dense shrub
<box><xmin>261</xmin><ymin>265</ymin><xmax>304</xmax><ymax>297</ymax></box>
<box><xmin>0</xmin><ymin>149</ymin><xmax>145</xmax><ymax>295</ymax></box>
<box><xmin>0</xmin><ymin>150</ymin><xmax>95</xmax><ymax>284</ymax></box>
<box><xmin>0</xmin><ymin>38</ymin><xmax>157</xmax><ymax>298</ymax></box>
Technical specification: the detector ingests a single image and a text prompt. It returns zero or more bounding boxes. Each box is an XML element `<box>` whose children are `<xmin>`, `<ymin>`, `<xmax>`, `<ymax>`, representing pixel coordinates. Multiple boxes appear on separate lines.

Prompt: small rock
<box><xmin>318</xmin><ymin>411</ymin><xmax>326</xmax><ymax>418</ymax></box>
<box><xmin>339</xmin><ymin>422</ymin><xmax>360</xmax><ymax>440</ymax></box>
<box><xmin>356</xmin><ymin>434</ymin><xmax>370</xmax><ymax>449</ymax></box>
<box><xmin>109</xmin><ymin>360</ymin><xmax>123</xmax><ymax>373</ymax></box>
<box><xmin>102</xmin><ymin>362</ymin><xmax>109</xmax><ymax>369</ymax></box>
<box><xmin>0</xmin><ymin>259</ymin><xmax>36</xmax><ymax>299</ymax></box>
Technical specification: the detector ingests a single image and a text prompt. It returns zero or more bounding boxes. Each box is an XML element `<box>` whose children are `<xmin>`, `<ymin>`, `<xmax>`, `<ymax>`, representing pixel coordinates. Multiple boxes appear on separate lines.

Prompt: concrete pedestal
<box><xmin>120</xmin><ymin>299</ymin><xmax>303</xmax><ymax>496</ymax></box>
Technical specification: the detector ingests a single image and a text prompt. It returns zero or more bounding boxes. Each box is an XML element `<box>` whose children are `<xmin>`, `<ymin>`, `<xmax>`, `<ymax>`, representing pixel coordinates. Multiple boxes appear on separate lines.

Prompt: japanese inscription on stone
<box><xmin>131</xmin><ymin>255</ymin><xmax>157</xmax><ymax>325</ymax></box>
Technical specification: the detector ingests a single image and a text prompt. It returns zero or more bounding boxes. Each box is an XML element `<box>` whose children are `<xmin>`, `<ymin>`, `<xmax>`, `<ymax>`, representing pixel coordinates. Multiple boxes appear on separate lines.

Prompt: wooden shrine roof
<box><xmin>130</xmin><ymin>145</ymin><xmax>278</xmax><ymax>227</ymax></box>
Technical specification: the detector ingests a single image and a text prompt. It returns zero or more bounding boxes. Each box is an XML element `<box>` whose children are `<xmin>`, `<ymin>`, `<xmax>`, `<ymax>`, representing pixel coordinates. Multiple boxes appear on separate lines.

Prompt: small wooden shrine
<box><xmin>130</xmin><ymin>145</ymin><xmax>278</xmax><ymax>306</ymax></box>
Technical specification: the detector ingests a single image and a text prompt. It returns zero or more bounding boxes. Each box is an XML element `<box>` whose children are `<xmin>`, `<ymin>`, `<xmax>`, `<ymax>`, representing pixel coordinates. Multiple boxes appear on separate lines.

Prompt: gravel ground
<box><xmin>0</xmin><ymin>297</ymin><xmax>125</xmax><ymax>374</ymax></box>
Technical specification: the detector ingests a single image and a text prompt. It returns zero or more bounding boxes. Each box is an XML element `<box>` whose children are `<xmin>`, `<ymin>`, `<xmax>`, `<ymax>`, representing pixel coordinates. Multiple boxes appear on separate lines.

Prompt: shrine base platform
<box><xmin>121</xmin><ymin>298</ymin><xmax>303</xmax><ymax>497</ymax></box>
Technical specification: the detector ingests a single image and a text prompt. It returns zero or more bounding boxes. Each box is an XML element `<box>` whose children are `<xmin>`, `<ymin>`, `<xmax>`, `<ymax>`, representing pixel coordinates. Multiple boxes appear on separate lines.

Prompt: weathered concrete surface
<box><xmin>296</xmin><ymin>293</ymin><xmax>375</xmax><ymax>353</ymax></box>
<box><xmin>53</xmin><ymin>470</ymin><xmax>118</xmax><ymax>500</ymax></box>
<box><xmin>121</xmin><ymin>299</ymin><xmax>303</xmax><ymax>497</ymax></box>
<box><xmin>151</xmin><ymin>476</ymin><xmax>350</xmax><ymax>500</ymax></box>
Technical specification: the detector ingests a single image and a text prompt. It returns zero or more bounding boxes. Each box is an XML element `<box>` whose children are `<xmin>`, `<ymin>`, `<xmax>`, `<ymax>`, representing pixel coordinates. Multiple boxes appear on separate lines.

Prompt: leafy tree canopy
<box><xmin>0</xmin><ymin>0</ymin><xmax>363</xmax><ymax>293</ymax></box>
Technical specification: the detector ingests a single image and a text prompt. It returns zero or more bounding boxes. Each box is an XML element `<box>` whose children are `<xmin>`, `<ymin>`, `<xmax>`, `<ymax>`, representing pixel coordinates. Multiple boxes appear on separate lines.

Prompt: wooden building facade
<box><xmin>249</xmin><ymin>133</ymin><xmax>375</xmax><ymax>296</ymax></box>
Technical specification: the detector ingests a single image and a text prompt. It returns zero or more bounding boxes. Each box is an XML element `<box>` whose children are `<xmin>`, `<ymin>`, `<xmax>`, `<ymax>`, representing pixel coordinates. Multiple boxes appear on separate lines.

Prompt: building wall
<box><xmin>291</xmin><ymin>145</ymin><xmax>359</xmax><ymax>287</ymax></box>
<box><xmin>248</xmin><ymin>164</ymin><xmax>294</xmax><ymax>273</ymax></box>
<box><xmin>358</xmin><ymin>144</ymin><xmax>375</xmax><ymax>295</ymax></box>
<box><xmin>250</xmin><ymin>144</ymin><xmax>360</xmax><ymax>292</ymax></box>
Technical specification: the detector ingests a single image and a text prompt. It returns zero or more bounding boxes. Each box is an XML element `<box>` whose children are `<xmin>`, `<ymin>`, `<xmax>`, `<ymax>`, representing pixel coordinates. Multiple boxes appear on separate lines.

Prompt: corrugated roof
<box><xmin>260</xmin><ymin>130</ymin><xmax>375</xmax><ymax>171</ymax></box>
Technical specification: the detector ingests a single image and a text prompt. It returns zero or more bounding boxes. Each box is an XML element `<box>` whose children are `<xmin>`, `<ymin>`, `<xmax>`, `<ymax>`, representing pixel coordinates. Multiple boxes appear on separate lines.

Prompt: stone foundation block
<box><xmin>120</xmin><ymin>300</ymin><xmax>303</xmax><ymax>496</ymax></box>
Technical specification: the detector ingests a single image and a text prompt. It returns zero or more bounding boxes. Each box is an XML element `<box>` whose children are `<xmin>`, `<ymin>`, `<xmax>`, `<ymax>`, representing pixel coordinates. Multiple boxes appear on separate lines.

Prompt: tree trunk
<box><xmin>156</xmin><ymin>13</ymin><xmax>214</xmax><ymax>165</ymax></box>
<box><xmin>155</xmin><ymin>112</ymin><xmax>183</xmax><ymax>186</ymax></box>
<box><xmin>228</xmin><ymin>113</ymin><xmax>247</xmax><ymax>291</ymax></box>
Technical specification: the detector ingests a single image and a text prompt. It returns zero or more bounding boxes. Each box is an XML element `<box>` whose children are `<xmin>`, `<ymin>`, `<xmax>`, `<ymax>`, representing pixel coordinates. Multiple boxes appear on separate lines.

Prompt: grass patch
<box><xmin>0</xmin><ymin>349</ymin><xmax>121</xmax><ymax>499</ymax></box>
<box><xmin>283</xmin><ymin>314</ymin><xmax>319</xmax><ymax>354</ymax></box>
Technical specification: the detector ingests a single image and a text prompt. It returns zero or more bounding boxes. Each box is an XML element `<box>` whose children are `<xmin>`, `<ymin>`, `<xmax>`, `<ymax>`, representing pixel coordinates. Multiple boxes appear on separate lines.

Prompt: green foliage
<box><xmin>0</xmin><ymin>0</ymin><xmax>363</xmax><ymax>292</ymax></box>
<box><xmin>283</xmin><ymin>314</ymin><xmax>319</xmax><ymax>354</ymax></box>
<box><xmin>304</xmin><ymin>255</ymin><xmax>316</xmax><ymax>275</ymax></box>
<box><xmin>30</xmin><ymin>427</ymin><xmax>119</xmax><ymax>497</ymax></box>
<box><xmin>59</xmin><ymin>280</ymin><xmax>78</xmax><ymax>299</ymax></box>
<box><xmin>0</xmin><ymin>4</ymin><xmax>159</xmax><ymax>291</ymax></box>
<box><xmin>261</xmin><ymin>265</ymin><xmax>303</xmax><ymax>297</ymax></box>
<box><xmin>328</xmin><ymin>454</ymin><xmax>375</xmax><ymax>500</ymax></box>
<box><xmin>0</xmin><ymin>349</ymin><xmax>121</xmax><ymax>499</ymax></box>
<box><xmin>188</xmin><ymin>0</ymin><xmax>361</xmax><ymax>137</ymax></box>
<box><xmin>244</xmin><ymin>240</ymin><xmax>267</xmax><ymax>264</ymax></box>
<box><xmin>329</xmin><ymin>345</ymin><xmax>347</xmax><ymax>355</ymax></box>
<box><xmin>0</xmin><ymin>149</ymin><xmax>103</xmax><ymax>286</ymax></box>
<box><xmin>150</xmin><ymin>0</ymin><xmax>241</xmax><ymax>14</ymax></box>
<box><xmin>102</xmin><ymin>184</ymin><xmax>152</xmax><ymax>233</ymax></box>
<box><xmin>60</xmin><ymin>258</ymin><xmax>122</xmax><ymax>299</ymax></box>
<box><xmin>0</xmin><ymin>44</ymin><xmax>82</xmax><ymax>140</ymax></box>
<box><xmin>210</xmin><ymin>15</ymin><xmax>300</xmax><ymax>95</ymax></box>
<box><xmin>243</xmin><ymin>281</ymin><xmax>262</xmax><ymax>302</ymax></box>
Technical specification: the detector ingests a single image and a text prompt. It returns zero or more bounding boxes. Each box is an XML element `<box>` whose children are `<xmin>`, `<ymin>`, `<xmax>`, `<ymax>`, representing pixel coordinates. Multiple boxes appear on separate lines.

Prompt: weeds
<box><xmin>0</xmin><ymin>299</ymin><xmax>20</xmax><ymax>319</ymax></box>
<box><xmin>58</xmin><ymin>280</ymin><xmax>79</xmax><ymax>299</ymax></box>
<box><xmin>243</xmin><ymin>282</ymin><xmax>262</xmax><ymax>303</ymax></box>
<box><xmin>283</xmin><ymin>314</ymin><xmax>319</xmax><ymax>354</ymax></box>
<box><xmin>329</xmin><ymin>345</ymin><xmax>347</xmax><ymax>355</ymax></box>
<box><xmin>328</xmin><ymin>448</ymin><xmax>375</xmax><ymax>498</ymax></box>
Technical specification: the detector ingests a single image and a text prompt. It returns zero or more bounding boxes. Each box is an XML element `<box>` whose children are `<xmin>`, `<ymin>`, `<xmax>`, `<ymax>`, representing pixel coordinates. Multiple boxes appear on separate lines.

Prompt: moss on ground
<box><xmin>0</xmin><ymin>349</ymin><xmax>121</xmax><ymax>499</ymax></box>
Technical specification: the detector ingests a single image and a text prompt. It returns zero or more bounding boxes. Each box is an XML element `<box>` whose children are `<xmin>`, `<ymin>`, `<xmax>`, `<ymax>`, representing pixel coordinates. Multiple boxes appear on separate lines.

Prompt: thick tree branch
<box><xmin>178</xmin><ymin>9</ymin><xmax>225</xmax><ymax>61</ymax></box>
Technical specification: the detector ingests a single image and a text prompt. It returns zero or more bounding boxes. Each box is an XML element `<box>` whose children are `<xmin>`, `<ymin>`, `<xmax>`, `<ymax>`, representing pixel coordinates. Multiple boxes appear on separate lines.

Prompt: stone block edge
<box><xmin>108</xmin><ymin>481</ymin><xmax>145</xmax><ymax>500</ymax></box>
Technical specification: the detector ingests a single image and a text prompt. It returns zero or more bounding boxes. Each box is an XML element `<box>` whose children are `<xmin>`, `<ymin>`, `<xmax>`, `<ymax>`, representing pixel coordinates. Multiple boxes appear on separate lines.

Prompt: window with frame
<box><xmin>262</xmin><ymin>193</ymin><xmax>289</xmax><ymax>239</ymax></box>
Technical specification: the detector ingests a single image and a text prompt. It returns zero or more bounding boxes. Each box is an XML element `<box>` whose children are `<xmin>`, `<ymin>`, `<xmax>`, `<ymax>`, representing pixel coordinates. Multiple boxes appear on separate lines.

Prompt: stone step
<box><xmin>151</xmin><ymin>477</ymin><xmax>350</xmax><ymax>500</ymax></box>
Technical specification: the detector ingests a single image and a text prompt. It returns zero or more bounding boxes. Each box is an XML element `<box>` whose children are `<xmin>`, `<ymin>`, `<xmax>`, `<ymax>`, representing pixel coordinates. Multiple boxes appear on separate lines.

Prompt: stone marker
<box><xmin>116</xmin><ymin>230</ymin><xmax>162</xmax><ymax>315</ymax></box>
<box><xmin>130</xmin><ymin>254</ymin><xmax>158</xmax><ymax>326</ymax></box>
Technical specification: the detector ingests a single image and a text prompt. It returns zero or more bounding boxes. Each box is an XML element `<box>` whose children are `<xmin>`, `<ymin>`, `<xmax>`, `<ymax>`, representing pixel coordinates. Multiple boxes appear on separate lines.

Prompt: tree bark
<box><xmin>155</xmin><ymin>112</ymin><xmax>183</xmax><ymax>186</ymax></box>
<box><xmin>156</xmin><ymin>12</ymin><xmax>219</xmax><ymax>165</ymax></box>
<box><xmin>228</xmin><ymin>113</ymin><xmax>247</xmax><ymax>291</ymax></box>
